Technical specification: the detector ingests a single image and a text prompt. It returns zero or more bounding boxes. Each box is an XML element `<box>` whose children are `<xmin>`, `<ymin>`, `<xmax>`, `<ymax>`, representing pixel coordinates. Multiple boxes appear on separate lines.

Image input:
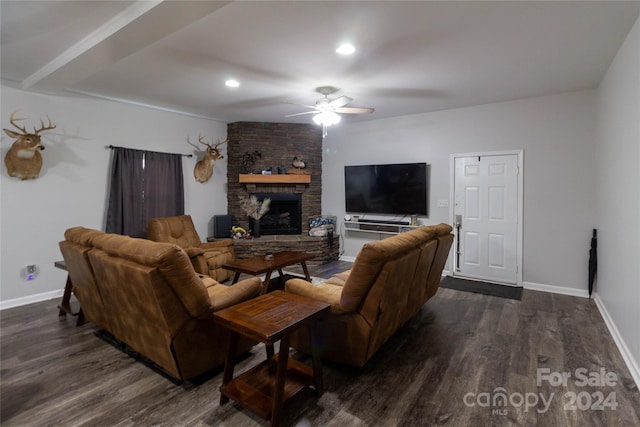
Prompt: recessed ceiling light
<box><xmin>225</xmin><ymin>79</ymin><xmax>240</xmax><ymax>88</ymax></box>
<box><xmin>336</xmin><ymin>43</ymin><xmax>355</xmax><ymax>55</ymax></box>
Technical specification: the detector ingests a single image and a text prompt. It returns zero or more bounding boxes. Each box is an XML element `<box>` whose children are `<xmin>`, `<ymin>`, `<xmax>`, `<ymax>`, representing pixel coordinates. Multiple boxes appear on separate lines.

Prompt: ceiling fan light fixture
<box><xmin>336</xmin><ymin>43</ymin><xmax>356</xmax><ymax>55</ymax></box>
<box><xmin>313</xmin><ymin>110</ymin><xmax>341</xmax><ymax>126</ymax></box>
<box><xmin>313</xmin><ymin>110</ymin><xmax>341</xmax><ymax>138</ymax></box>
<box><xmin>225</xmin><ymin>79</ymin><xmax>240</xmax><ymax>88</ymax></box>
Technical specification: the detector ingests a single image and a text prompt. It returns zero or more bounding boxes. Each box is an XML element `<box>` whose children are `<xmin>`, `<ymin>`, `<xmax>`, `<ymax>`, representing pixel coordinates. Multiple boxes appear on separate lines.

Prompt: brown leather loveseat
<box><xmin>285</xmin><ymin>223</ymin><xmax>453</xmax><ymax>367</ymax></box>
<box><xmin>147</xmin><ymin>215</ymin><xmax>235</xmax><ymax>282</ymax></box>
<box><xmin>59</xmin><ymin>226</ymin><xmax>261</xmax><ymax>382</ymax></box>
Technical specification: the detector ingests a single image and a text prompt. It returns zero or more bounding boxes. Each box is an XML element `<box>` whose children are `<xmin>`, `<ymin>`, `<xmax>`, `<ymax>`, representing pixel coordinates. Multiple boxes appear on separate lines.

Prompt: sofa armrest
<box><xmin>184</xmin><ymin>247</ymin><xmax>205</xmax><ymax>258</ymax></box>
<box><xmin>285</xmin><ymin>278</ymin><xmax>350</xmax><ymax>314</ymax></box>
<box><xmin>200</xmin><ymin>239</ymin><xmax>234</xmax><ymax>250</ymax></box>
<box><xmin>182</xmin><ymin>248</ymin><xmax>209</xmax><ymax>276</ymax></box>
<box><xmin>206</xmin><ymin>277</ymin><xmax>262</xmax><ymax>312</ymax></box>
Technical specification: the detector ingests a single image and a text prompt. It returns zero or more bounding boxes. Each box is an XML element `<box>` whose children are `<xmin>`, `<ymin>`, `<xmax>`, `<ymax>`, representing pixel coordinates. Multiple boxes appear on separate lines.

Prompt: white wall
<box><xmin>595</xmin><ymin>16</ymin><xmax>640</xmax><ymax>384</ymax></box>
<box><xmin>323</xmin><ymin>90</ymin><xmax>598</xmax><ymax>294</ymax></box>
<box><xmin>0</xmin><ymin>86</ymin><xmax>228</xmax><ymax>306</ymax></box>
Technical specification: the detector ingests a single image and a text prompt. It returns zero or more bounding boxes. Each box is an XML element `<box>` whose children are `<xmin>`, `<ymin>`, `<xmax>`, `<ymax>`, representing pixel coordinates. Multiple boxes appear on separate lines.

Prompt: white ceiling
<box><xmin>2</xmin><ymin>1</ymin><xmax>638</xmax><ymax>125</ymax></box>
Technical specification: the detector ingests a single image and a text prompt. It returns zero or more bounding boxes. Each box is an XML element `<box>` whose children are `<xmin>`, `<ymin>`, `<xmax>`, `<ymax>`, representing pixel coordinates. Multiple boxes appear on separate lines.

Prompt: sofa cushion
<box><xmin>64</xmin><ymin>226</ymin><xmax>104</xmax><ymax>246</ymax></box>
<box><xmin>285</xmin><ymin>278</ymin><xmax>347</xmax><ymax>314</ymax></box>
<box><xmin>324</xmin><ymin>270</ymin><xmax>350</xmax><ymax>286</ymax></box>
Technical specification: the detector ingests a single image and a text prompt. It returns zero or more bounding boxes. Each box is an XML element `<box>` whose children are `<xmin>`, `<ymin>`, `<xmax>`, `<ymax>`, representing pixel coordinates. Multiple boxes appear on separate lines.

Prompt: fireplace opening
<box><xmin>256</xmin><ymin>193</ymin><xmax>302</xmax><ymax>235</ymax></box>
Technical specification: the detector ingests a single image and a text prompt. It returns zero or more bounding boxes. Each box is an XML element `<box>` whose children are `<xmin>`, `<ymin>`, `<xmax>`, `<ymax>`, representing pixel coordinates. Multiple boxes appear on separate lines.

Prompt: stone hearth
<box><xmin>233</xmin><ymin>235</ymin><xmax>340</xmax><ymax>266</ymax></box>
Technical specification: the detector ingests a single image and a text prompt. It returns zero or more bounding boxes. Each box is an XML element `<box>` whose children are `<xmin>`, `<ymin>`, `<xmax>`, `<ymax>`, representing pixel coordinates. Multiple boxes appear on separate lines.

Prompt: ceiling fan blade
<box><xmin>334</xmin><ymin>106</ymin><xmax>375</xmax><ymax>114</ymax></box>
<box><xmin>285</xmin><ymin>111</ymin><xmax>318</xmax><ymax>117</ymax></box>
<box><xmin>329</xmin><ymin>96</ymin><xmax>352</xmax><ymax>109</ymax></box>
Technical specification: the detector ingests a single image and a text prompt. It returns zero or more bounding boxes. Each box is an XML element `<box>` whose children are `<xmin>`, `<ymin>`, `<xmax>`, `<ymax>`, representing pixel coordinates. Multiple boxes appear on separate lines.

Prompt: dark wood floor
<box><xmin>2</xmin><ymin>261</ymin><xmax>639</xmax><ymax>426</ymax></box>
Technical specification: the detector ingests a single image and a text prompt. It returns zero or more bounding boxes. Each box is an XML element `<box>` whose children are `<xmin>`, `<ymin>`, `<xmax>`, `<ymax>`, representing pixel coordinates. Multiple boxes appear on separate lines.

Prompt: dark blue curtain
<box><xmin>105</xmin><ymin>147</ymin><xmax>184</xmax><ymax>237</ymax></box>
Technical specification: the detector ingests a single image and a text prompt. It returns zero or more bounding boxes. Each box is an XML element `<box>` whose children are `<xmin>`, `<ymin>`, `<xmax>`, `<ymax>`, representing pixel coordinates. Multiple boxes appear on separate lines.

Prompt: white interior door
<box><xmin>453</xmin><ymin>154</ymin><xmax>520</xmax><ymax>285</ymax></box>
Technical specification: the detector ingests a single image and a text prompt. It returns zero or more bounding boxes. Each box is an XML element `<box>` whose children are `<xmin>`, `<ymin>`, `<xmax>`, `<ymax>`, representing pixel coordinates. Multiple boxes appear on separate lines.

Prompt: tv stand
<box><xmin>344</xmin><ymin>220</ymin><xmax>420</xmax><ymax>235</ymax></box>
<box><xmin>358</xmin><ymin>219</ymin><xmax>410</xmax><ymax>225</ymax></box>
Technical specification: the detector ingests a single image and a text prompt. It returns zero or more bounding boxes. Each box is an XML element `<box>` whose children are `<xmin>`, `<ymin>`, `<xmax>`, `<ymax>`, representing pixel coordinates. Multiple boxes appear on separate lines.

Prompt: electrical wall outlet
<box><xmin>22</xmin><ymin>265</ymin><xmax>39</xmax><ymax>281</ymax></box>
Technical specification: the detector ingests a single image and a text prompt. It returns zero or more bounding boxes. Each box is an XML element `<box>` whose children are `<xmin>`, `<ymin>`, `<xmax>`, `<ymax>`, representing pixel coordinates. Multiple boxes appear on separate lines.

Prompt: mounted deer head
<box><xmin>188</xmin><ymin>135</ymin><xmax>227</xmax><ymax>183</ymax></box>
<box><xmin>3</xmin><ymin>110</ymin><xmax>56</xmax><ymax>180</ymax></box>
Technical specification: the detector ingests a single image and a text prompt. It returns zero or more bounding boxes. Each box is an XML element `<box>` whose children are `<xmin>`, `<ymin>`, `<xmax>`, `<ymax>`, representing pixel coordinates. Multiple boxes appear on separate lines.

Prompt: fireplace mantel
<box><xmin>238</xmin><ymin>174</ymin><xmax>311</xmax><ymax>184</ymax></box>
<box><xmin>239</xmin><ymin>174</ymin><xmax>310</xmax><ymax>193</ymax></box>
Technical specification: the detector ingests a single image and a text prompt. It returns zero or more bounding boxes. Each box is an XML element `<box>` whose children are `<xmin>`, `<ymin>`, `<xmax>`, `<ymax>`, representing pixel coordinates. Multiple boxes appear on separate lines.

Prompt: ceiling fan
<box><xmin>286</xmin><ymin>86</ymin><xmax>374</xmax><ymax>137</ymax></box>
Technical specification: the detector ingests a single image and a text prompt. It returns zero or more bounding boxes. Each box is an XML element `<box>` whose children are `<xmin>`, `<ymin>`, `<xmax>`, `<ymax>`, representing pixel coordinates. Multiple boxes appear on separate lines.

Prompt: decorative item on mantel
<box><xmin>239</xmin><ymin>195</ymin><xmax>271</xmax><ymax>238</ymax></box>
<box><xmin>288</xmin><ymin>155</ymin><xmax>310</xmax><ymax>175</ymax></box>
<box><xmin>241</xmin><ymin>150</ymin><xmax>262</xmax><ymax>173</ymax></box>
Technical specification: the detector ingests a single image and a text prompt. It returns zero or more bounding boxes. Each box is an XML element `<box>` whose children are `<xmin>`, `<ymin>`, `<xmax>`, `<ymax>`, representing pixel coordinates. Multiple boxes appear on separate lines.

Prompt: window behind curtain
<box><xmin>105</xmin><ymin>147</ymin><xmax>184</xmax><ymax>237</ymax></box>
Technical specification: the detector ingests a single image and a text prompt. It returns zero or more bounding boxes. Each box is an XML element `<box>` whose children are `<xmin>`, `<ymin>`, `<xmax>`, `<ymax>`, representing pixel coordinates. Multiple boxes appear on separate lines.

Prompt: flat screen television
<box><xmin>344</xmin><ymin>162</ymin><xmax>428</xmax><ymax>215</ymax></box>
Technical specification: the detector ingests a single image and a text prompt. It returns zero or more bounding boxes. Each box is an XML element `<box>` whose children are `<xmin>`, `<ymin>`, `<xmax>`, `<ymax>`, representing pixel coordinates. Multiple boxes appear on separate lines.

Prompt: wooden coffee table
<box><xmin>223</xmin><ymin>251</ymin><xmax>314</xmax><ymax>294</ymax></box>
<box><xmin>214</xmin><ymin>290</ymin><xmax>330</xmax><ymax>427</ymax></box>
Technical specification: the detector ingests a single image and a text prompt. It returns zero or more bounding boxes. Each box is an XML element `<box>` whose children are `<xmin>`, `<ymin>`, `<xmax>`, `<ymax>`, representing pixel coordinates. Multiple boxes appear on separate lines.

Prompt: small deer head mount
<box><xmin>188</xmin><ymin>135</ymin><xmax>227</xmax><ymax>183</ymax></box>
<box><xmin>3</xmin><ymin>110</ymin><xmax>56</xmax><ymax>180</ymax></box>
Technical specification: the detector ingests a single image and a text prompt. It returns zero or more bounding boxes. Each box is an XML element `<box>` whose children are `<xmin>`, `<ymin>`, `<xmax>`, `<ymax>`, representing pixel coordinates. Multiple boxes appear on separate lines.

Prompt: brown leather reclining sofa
<box><xmin>285</xmin><ymin>223</ymin><xmax>453</xmax><ymax>367</ymax></box>
<box><xmin>59</xmin><ymin>227</ymin><xmax>261</xmax><ymax>382</ymax></box>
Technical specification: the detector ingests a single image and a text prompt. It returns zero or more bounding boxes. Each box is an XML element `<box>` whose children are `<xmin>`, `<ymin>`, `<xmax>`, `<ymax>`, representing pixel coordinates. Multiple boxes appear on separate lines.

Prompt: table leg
<box><xmin>266</xmin><ymin>343</ymin><xmax>275</xmax><ymax>359</ymax></box>
<box><xmin>271</xmin><ymin>334</ymin><xmax>290</xmax><ymax>427</ymax></box>
<box><xmin>262</xmin><ymin>270</ymin><xmax>273</xmax><ymax>294</ymax></box>
<box><xmin>58</xmin><ymin>275</ymin><xmax>85</xmax><ymax>326</ymax></box>
<box><xmin>231</xmin><ymin>272</ymin><xmax>241</xmax><ymax>284</ymax></box>
<box><xmin>309</xmin><ymin>321</ymin><xmax>324</xmax><ymax>396</ymax></box>
<box><xmin>76</xmin><ymin>309</ymin><xmax>85</xmax><ymax>326</ymax></box>
<box><xmin>57</xmin><ymin>275</ymin><xmax>75</xmax><ymax>317</ymax></box>
<box><xmin>220</xmin><ymin>331</ymin><xmax>239</xmax><ymax>405</ymax></box>
<box><xmin>301</xmin><ymin>261</ymin><xmax>311</xmax><ymax>282</ymax></box>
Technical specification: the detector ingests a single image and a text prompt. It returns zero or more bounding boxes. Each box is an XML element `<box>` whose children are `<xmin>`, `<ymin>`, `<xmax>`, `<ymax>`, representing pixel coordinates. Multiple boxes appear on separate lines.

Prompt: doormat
<box><xmin>440</xmin><ymin>276</ymin><xmax>523</xmax><ymax>300</ymax></box>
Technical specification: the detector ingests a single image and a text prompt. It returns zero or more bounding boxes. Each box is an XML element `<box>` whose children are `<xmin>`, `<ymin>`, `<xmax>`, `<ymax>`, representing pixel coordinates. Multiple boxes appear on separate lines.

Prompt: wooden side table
<box><xmin>55</xmin><ymin>260</ymin><xmax>85</xmax><ymax>326</ymax></box>
<box><xmin>214</xmin><ymin>290</ymin><xmax>330</xmax><ymax>427</ymax></box>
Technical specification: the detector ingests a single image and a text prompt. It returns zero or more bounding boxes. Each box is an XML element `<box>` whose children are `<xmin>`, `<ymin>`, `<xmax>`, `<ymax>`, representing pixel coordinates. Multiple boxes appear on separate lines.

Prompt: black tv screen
<box><xmin>345</xmin><ymin>163</ymin><xmax>428</xmax><ymax>215</ymax></box>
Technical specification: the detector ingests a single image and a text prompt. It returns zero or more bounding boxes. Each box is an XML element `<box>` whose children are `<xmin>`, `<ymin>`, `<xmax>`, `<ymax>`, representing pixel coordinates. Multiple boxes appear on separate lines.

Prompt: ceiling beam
<box><xmin>21</xmin><ymin>0</ymin><xmax>231</xmax><ymax>92</ymax></box>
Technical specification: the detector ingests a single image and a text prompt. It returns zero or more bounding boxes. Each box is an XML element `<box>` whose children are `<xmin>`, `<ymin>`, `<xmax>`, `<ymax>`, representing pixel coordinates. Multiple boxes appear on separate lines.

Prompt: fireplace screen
<box><xmin>256</xmin><ymin>193</ymin><xmax>302</xmax><ymax>235</ymax></box>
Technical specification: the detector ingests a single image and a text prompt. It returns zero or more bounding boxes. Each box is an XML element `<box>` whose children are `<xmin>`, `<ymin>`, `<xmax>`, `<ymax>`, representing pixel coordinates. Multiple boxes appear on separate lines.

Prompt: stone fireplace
<box><xmin>227</xmin><ymin>122</ymin><xmax>322</xmax><ymax>234</ymax></box>
<box><xmin>225</xmin><ymin>122</ymin><xmax>339</xmax><ymax>264</ymax></box>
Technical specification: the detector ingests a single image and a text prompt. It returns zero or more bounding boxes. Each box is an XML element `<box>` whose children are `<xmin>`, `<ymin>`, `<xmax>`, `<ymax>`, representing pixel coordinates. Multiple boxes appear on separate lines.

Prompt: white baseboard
<box><xmin>523</xmin><ymin>281</ymin><xmax>589</xmax><ymax>298</ymax></box>
<box><xmin>339</xmin><ymin>255</ymin><xmax>356</xmax><ymax>263</ymax></box>
<box><xmin>593</xmin><ymin>293</ymin><xmax>640</xmax><ymax>390</ymax></box>
<box><xmin>0</xmin><ymin>289</ymin><xmax>63</xmax><ymax>311</ymax></box>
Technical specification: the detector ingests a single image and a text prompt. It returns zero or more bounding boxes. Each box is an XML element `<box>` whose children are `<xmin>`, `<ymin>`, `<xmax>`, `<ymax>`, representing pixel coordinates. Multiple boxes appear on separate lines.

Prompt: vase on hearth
<box><xmin>251</xmin><ymin>218</ymin><xmax>261</xmax><ymax>238</ymax></box>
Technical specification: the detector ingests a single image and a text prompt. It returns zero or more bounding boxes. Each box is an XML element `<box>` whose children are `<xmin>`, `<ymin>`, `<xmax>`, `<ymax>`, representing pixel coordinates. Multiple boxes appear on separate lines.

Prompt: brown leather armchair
<box><xmin>147</xmin><ymin>215</ymin><xmax>234</xmax><ymax>282</ymax></box>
